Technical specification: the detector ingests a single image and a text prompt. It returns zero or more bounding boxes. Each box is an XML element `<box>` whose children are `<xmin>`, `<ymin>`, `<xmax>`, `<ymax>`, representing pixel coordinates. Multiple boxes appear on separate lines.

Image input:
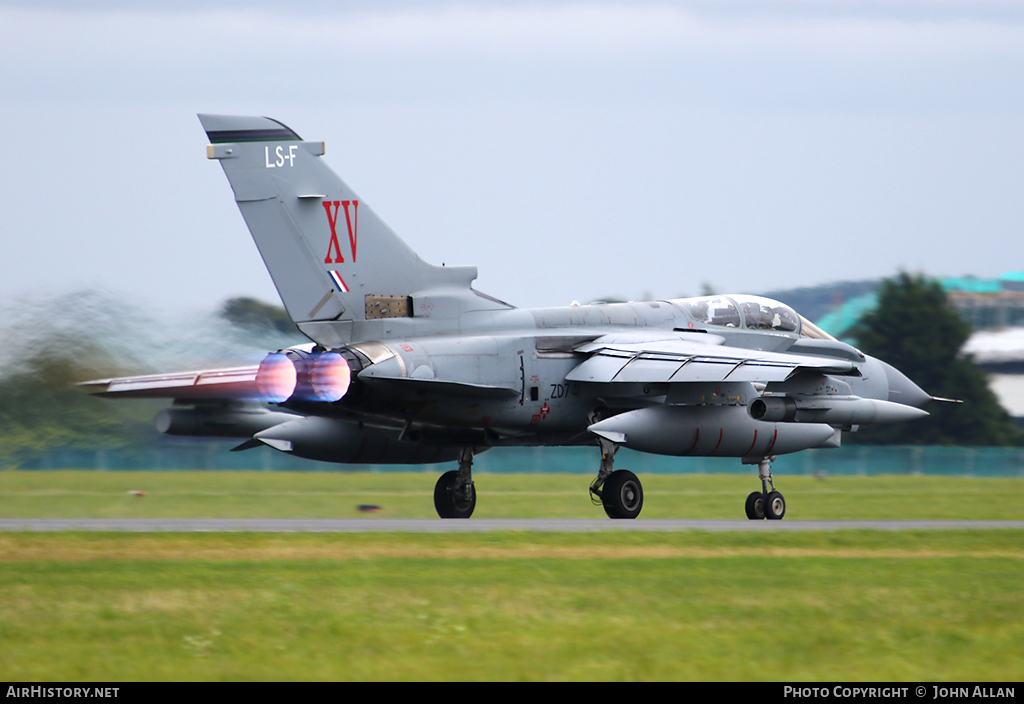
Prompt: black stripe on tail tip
<box><xmin>207</xmin><ymin>129</ymin><xmax>301</xmax><ymax>143</ymax></box>
<box><xmin>206</xmin><ymin>119</ymin><xmax>302</xmax><ymax>144</ymax></box>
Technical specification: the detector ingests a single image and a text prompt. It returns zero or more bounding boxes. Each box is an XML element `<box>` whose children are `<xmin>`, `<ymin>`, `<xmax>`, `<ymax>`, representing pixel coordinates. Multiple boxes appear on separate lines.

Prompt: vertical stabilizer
<box><xmin>199</xmin><ymin>114</ymin><xmax>509</xmax><ymax>347</ymax></box>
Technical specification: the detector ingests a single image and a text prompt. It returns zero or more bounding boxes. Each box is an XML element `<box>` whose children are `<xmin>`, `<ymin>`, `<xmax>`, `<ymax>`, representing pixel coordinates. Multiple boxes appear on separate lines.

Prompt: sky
<box><xmin>2</xmin><ymin>0</ymin><xmax>1023</xmax><ymax>318</ymax></box>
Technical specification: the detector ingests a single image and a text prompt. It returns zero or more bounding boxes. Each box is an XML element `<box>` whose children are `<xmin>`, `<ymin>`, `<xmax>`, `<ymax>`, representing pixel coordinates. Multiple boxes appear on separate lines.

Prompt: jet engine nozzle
<box><xmin>256</xmin><ymin>349</ymin><xmax>352</xmax><ymax>403</ymax></box>
<box><xmin>749</xmin><ymin>397</ymin><xmax>797</xmax><ymax>422</ymax></box>
<box><xmin>256</xmin><ymin>352</ymin><xmax>298</xmax><ymax>403</ymax></box>
<box><xmin>310</xmin><ymin>351</ymin><xmax>351</xmax><ymax>402</ymax></box>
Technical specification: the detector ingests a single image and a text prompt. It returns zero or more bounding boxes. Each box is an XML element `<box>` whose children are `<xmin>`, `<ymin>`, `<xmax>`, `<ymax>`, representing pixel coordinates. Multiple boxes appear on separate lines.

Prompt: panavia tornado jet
<box><xmin>81</xmin><ymin>114</ymin><xmax>936</xmax><ymax>520</ymax></box>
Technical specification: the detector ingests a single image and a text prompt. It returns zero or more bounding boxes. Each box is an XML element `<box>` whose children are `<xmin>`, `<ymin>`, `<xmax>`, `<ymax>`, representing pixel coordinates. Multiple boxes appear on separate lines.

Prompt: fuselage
<box><xmin>271</xmin><ymin>294</ymin><xmax>915</xmax><ymax>461</ymax></box>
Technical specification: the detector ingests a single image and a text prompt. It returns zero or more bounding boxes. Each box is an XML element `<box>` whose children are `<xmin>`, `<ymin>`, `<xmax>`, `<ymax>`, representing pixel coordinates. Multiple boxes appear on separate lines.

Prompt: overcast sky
<box><xmin>2</xmin><ymin>0</ymin><xmax>1023</xmax><ymax>318</ymax></box>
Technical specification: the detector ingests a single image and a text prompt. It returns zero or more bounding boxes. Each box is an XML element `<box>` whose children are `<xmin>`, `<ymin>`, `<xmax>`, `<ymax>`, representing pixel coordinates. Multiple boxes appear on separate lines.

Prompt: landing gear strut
<box><xmin>744</xmin><ymin>456</ymin><xmax>785</xmax><ymax>520</ymax></box>
<box><xmin>590</xmin><ymin>437</ymin><xmax>643</xmax><ymax>519</ymax></box>
<box><xmin>434</xmin><ymin>448</ymin><xmax>476</xmax><ymax>518</ymax></box>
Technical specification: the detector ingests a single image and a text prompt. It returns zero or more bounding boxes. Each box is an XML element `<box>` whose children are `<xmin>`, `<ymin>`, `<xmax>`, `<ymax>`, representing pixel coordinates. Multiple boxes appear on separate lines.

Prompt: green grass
<box><xmin>0</xmin><ymin>531</ymin><xmax>1022</xmax><ymax>681</ymax></box>
<box><xmin>1</xmin><ymin>471</ymin><xmax>1022</xmax><ymax>681</ymax></box>
<box><xmin>1</xmin><ymin>470</ymin><xmax>1023</xmax><ymax>519</ymax></box>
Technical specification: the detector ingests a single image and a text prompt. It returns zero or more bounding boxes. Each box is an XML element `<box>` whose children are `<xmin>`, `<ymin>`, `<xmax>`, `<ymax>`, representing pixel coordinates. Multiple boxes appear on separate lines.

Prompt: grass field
<box><xmin>1</xmin><ymin>471</ymin><xmax>1022</xmax><ymax>681</ymax></box>
<box><xmin>2</xmin><ymin>470</ymin><xmax>1024</xmax><ymax>519</ymax></box>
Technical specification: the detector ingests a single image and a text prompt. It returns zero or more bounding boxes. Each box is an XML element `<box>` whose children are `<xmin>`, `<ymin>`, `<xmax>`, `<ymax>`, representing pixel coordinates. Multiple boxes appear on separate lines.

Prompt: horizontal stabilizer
<box><xmin>79</xmin><ymin>366</ymin><xmax>259</xmax><ymax>400</ymax></box>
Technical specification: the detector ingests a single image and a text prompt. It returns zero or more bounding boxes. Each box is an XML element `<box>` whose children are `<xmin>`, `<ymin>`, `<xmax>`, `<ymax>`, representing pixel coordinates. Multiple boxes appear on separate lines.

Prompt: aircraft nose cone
<box><xmin>878</xmin><ymin>359</ymin><xmax>932</xmax><ymax>408</ymax></box>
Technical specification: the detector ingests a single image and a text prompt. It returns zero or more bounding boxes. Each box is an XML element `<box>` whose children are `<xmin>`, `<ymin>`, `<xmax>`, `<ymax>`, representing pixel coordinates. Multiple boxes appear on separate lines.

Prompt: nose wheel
<box><xmin>744</xmin><ymin>491</ymin><xmax>765</xmax><ymax>520</ymax></box>
<box><xmin>764</xmin><ymin>490</ymin><xmax>786</xmax><ymax>520</ymax></box>
<box><xmin>745</xmin><ymin>458</ymin><xmax>785</xmax><ymax>520</ymax></box>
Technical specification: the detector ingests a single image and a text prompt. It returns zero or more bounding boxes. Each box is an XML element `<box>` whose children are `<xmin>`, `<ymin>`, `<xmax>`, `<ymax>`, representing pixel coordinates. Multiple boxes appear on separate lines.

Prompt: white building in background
<box><xmin>815</xmin><ymin>273</ymin><xmax>1024</xmax><ymax>427</ymax></box>
<box><xmin>963</xmin><ymin>328</ymin><xmax>1024</xmax><ymax>424</ymax></box>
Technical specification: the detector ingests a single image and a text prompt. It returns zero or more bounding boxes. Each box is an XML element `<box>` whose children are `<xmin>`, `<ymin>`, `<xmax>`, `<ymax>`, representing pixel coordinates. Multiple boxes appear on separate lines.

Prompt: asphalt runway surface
<box><xmin>1</xmin><ymin>519</ymin><xmax>1022</xmax><ymax>532</ymax></box>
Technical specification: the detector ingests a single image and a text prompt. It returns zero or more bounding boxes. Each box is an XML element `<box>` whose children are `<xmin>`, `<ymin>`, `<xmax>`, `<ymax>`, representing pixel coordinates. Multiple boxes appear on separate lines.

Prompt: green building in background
<box><xmin>818</xmin><ymin>272</ymin><xmax>1024</xmax><ymax>341</ymax></box>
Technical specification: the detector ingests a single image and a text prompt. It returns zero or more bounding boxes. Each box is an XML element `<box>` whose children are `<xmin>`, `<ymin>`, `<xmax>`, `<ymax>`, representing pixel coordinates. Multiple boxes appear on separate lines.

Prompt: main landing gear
<box><xmin>590</xmin><ymin>437</ymin><xmax>643</xmax><ymax>519</ymax></box>
<box><xmin>434</xmin><ymin>448</ymin><xmax>476</xmax><ymax>518</ymax></box>
<box><xmin>744</xmin><ymin>456</ymin><xmax>785</xmax><ymax>520</ymax></box>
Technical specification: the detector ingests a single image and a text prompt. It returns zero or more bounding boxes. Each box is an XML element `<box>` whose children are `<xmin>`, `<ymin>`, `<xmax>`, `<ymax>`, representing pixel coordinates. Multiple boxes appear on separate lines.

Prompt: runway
<box><xmin>1</xmin><ymin>518</ymin><xmax>1022</xmax><ymax>532</ymax></box>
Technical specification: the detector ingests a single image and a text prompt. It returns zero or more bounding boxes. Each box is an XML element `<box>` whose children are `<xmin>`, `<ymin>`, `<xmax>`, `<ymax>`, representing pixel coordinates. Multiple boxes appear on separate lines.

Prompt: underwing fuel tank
<box><xmin>155</xmin><ymin>407</ymin><xmax>299</xmax><ymax>438</ymax></box>
<box><xmin>253</xmin><ymin>416</ymin><xmax>460</xmax><ymax>464</ymax></box>
<box><xmin>588</xmin><ymin>406</ymin><xmax>838</xmax><ymax>459</ymax></box>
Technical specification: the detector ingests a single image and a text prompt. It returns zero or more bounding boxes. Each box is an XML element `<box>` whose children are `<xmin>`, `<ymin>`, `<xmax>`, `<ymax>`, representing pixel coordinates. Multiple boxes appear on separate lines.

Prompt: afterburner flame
<box><xmin>256</xmin><ymin>353</ymin><xmax>297</xmax><ymax>403</ymax></box>
<box><xmin>311</xmin><ymin>351</ymin><xmax>350</xmax><ymax>402</ymax></box>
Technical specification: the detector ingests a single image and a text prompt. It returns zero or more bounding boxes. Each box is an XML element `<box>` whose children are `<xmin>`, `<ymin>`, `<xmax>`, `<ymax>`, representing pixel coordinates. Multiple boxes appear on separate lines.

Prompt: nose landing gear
<box><xmin>744</xmin><ymin>457</ymin><xmax>785</xmax><ymax>520</ymax></box>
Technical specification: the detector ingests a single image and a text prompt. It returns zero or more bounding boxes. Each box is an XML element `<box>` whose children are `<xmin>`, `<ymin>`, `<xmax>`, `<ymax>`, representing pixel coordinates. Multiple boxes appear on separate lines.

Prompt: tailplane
<box><xmin>199</xmin><ymin>114</ymin><xmax>510</xmax><ymax>347</ymax></box>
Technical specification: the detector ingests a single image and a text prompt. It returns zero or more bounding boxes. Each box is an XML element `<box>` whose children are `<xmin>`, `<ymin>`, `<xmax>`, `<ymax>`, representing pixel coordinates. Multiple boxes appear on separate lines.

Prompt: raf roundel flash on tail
<box><xmin>80</xmin><ymin>114</ymin><xmax>936</xmax><ymax>520</ymax></box>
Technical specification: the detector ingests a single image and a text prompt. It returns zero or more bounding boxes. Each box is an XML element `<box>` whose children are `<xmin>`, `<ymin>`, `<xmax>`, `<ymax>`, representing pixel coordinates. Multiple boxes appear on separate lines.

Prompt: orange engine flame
<box><xmin>256</xmin><ymin>353</ymin><xmax>298</xmax><ymax>403</ymax></box>
<box><xmin>311</xmin><ymin>352</ymin><xmax>351</xmax><ymax>402</ymax></box>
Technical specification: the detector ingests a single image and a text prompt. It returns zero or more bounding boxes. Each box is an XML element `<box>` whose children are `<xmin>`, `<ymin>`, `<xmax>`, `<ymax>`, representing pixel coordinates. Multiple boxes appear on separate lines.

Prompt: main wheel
<box><xmin>744</xmin><ymin>491</ymin><xmax>765</xmax><ymax>520</ymax></box>
<box><xmin>601</xmin><ymin>470</ymin><xmax>643</xmax><ymax>519</ymax></box>
<box><xmin>764</xmin><ymin>490</ymin><xmax>786</xmax><ymax>520</ymax></box>
<box><xmin>433</xmin><ymin>470</ymin><xmax>476</xmax><ymax>519</ymax></box>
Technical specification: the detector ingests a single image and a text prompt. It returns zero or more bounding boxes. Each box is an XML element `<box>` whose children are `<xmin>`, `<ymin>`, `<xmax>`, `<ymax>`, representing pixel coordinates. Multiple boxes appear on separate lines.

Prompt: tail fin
<box><xmin>198</xmin><ymin>114</ymin><xmax>511</xmax><ymax>347</ymax></box>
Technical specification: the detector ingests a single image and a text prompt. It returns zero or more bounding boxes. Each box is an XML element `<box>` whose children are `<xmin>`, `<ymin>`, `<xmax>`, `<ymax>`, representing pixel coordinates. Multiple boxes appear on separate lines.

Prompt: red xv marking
<box><xmin>322</xmin><ymin>200</ymin><xmax>359</xmax><ymax>264</ymax></box>
<box><xmin>323</xmin><ymin>201</ymin><xmax>344</xmax><ymax>263</ymax></box>
<box><xmin>343</xmin><ymin>199</ymin><xmax>358</xmax><ymax>263</ymax></box>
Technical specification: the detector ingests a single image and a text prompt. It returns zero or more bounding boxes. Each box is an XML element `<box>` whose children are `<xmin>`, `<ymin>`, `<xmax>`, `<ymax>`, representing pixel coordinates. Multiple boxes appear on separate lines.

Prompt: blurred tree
<box><xmin>0</xmin><ymin>333</ymin><xmax>155</xmax><ymax>467</ymax></box>
<box><xmin>219</xmin><ymin>297</ymin><xmax>299</xmax><ymax>336</ymax></box>
<box><xmin>0</xmin><ymin>290</ymin><xmax>306</xmax><ymax>468</ymax></box>
<box><xmin>848</xmin><ymin>272</ymin><xmax>1023</xmax><ymax>446</ymax></box>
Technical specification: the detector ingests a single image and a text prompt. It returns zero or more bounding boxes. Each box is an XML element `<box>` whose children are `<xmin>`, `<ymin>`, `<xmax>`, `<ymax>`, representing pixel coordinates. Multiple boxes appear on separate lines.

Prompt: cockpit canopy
<box><xmin>669</xmin><ymin>295</ymin><xmax>834</xmax><ymax>340</ymax></box>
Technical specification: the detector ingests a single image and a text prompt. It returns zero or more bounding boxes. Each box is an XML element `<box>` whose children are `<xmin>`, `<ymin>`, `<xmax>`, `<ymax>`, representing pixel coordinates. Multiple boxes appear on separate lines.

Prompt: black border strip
<box><xmin>206</xmin><ymin>128</ymin><xmax>301</xmax><ymax>144</ymax></box>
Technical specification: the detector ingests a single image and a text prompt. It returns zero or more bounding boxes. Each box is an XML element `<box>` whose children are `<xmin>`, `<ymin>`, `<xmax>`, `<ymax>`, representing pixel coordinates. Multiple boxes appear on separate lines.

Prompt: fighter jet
<box><xmin>81</xmin><ymin>115</ymin><xmax>935</xmax><ymax>520</ymax></box>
